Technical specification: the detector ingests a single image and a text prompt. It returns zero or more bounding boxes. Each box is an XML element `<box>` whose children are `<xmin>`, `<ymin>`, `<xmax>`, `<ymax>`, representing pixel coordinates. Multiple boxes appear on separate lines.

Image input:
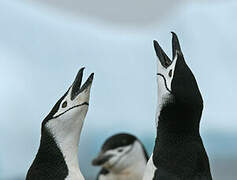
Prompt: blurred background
<box><xmin>0</xmin><ymin>0</ymin><xmax>236</xmax><ymax>179</ymax></box>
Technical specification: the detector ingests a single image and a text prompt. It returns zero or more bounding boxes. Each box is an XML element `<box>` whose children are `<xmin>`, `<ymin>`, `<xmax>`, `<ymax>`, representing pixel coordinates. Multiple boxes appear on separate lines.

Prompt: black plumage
<box><xmin>152</xmin><ymin>33</ymin><xmax>212</xmax><ymax>180</ymax></box>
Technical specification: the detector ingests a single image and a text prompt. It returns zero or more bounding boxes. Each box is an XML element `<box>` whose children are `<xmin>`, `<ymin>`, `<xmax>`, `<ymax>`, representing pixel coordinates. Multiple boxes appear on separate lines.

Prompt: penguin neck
<box><xmin>117</xmin><ymin>161</ymin><xmax>146</xmax><ymax>180</ymax></box>
<box><xmin>43</xmin><ymin>116</ymin><xmax>85</xmax><ymax>179</ymax></box>
<box><xmin>55</xmin><ymin>128</ymin><xmax>81</xmax><ymax>177</ymax></box>
<box><xmin>153</xmin><ymin>102</ymin><xmax>201</xmax><ymax>165</ymax></box>
<box><xmin>156</xmin><ymin>99</ymin><xmax>203</xmax><ymax>136</ymax></box>
<box><xmin>111</xmin><ymin>161</ymin><xmax>146</xmax><ymax>180</ymax></box>
<box><xmin>123</xmin><ymin>158</ymin><xmax>147</xmax><ymax>175</ymax></box>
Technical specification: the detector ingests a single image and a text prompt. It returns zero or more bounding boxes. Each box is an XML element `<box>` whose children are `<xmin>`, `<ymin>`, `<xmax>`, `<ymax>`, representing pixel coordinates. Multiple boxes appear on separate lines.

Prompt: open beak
<box><xmin>154</xmin><ymin>32</ymin><xmax>183</xmax><ymax>68</ymax></box>
<box><xmin>71</xmin><ymin>67</ymin><xmax>94</xmax><ymax>101</ymax></box>
<box><xmin>92</xmin><ymin>153</ymin><xmax>113</xmax><ymax>166</ymax></box>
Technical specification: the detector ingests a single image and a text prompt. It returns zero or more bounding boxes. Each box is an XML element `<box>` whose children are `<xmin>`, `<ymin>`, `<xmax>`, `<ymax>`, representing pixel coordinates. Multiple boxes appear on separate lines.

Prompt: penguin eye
<box><xmin>117</xmin><ymin>148</ymin><xmax>123</xmax><ymax>153</ymax></box>
<box><xmin>169</xmin><ymin>69</ymin><xmax>172</xmax><ymax>77</ymax></box>
<box><xmin>62</xmin><ymin>101</ymin><xmax>67</xmax><ymax>108</ymax></box>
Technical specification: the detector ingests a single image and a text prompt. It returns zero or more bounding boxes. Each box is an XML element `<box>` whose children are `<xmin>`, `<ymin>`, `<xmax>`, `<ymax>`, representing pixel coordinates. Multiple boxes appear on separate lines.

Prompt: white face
<box><xmin>45</xmin><ymin>70</ymin><xmax>94</xmax><ymax>146</ymax></box>
<box><xmin>156</xmin><ymin>53</ymin><xmax>178</xmax><ymax>125</ymax></box>
<box><xmin>100</xmin><ymin>141</ymin><xmax>145</xmax><ymax>173</ymax></box>
<box><xmin>102</xmin><ymin>144</ymin><xmax>132</xmax><ymax>171</ymax></box>
<box><xmin>52</xmin><ymin>85</ymin><xmax>91</xmax><ymax>122</ymax></box>
<box><xmin>47</xmin><ymin>85</ymin><xmax>92</xmax><ymax>142</ymax></box>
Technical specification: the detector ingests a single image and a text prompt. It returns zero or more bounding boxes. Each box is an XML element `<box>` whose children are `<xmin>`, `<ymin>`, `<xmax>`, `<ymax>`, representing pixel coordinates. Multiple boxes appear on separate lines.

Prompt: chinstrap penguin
<box><xmin>143</xmin><ymin>32</ymin><xmax>212</xmax><ymax>180</ymax></box>
<box><xmin>26</xmin><ymin>68</ymin><xmax>94</xmax><ymax>180</ymax></box>
<box><xmin>92</xmin><ymin>133</ymin><xmax>149</xmax><ymax>180</ymax></box>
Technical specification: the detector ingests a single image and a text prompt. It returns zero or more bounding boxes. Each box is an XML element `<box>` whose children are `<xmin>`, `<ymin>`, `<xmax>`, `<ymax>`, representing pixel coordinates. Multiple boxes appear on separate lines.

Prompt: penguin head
<box><xmin>42</xmin><ymin>67</ymin><xmax>94</xmax><ymax>138</ymax></box>
<box><xmin>154</xmin><ymin>32</ymin><xmax>203</xmax><ymax>130</ymax></box>
<box><xmin>92</xmin><ymin>133</ymin><xmax>148</xmax><ymax>173</ymax></box>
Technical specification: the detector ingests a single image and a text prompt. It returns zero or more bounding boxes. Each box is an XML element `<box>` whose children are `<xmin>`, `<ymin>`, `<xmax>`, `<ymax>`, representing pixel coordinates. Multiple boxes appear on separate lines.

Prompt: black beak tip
<box><xmin>153</xmin><ymin>40</ymin><xmax>160</xmax><ymax>53</ymax></box>
<box><xmin>92</xmin><ymin>158</ymin><xmax>101</xmax><ymax>166</ymax></box>
<box><xmin>171</xmin><ymin>31</ymin><xmax>179</xmax><ymax>41</ymax></box>
<box><xmin>71</xmin><ymin>68</ymin><xmax>93</xmax><ymax>100</ymax></box>
<box><xmin>73</xmin><ymin>67</ymin><xmax>85</xmax><ymax>87</ymax></box>
<box><xmin>90</xmin><ymin>73</ymin><xmax>94</xmax><ymax>80</ymax></box>
<box><xmin>91</xmin><ymin>159</ymin><xmax>97</xmax><ymax>166</ymax></box>
<box><xmin>87</xmin><ymin>73</ymin><xmax>94</xmax><ymax>84</ymax></box>
<box><xmin>171</xmin><ymin>31</ymin><xmax>176</xmax><ymax>36</ymax></box>
<box><xmin>91</xmin><ymin>154</ymin><xmax>111</xmax><ymax>166</ymax></box>
<box><xmin>78</xmin><ymin>67</ymin><xmax>85</xmax><ymax>74</ymax></box>
<box><xmin>153</xmin><ymin>40</ymin><xmax>158</xmax><ymax>47</ymax></box>
<box><xmin>171</xmin><ymin>32</ymin><xmax>182</xmax><ymax>56</ymax></box>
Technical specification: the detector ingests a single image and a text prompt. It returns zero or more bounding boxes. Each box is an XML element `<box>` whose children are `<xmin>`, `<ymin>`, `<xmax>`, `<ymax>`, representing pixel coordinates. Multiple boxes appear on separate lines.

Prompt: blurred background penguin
<box><xmin>92</xmin><ymin>133</ymin><xmax>149</xmax><ymax>180</ymax></box>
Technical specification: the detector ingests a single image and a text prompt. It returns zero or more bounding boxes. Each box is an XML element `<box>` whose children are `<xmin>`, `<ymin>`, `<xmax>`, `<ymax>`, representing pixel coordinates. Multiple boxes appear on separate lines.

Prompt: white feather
<box><xmin>46</xmin><ymin>83</ymin><xmax>92</xmax><ymax>180</ymax></box>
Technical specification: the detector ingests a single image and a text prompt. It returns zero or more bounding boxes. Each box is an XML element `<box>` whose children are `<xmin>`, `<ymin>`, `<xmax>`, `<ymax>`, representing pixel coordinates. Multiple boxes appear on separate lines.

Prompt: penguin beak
<box><xmin>153</xmin><ymin>40</ymin><xmax>172</xmax><ymax>68</ymax></box>
<box><xmin>92</xmin><ymin>153</ymin><xmax>113</xmax><ymax>166</ymax></box>
<box><xmin>171</xmin><ymin>31</ymin><xmax>182</xmax><ymax>59</ymax></box>
<box><xmin>71</xmin><ymin>67</ymin><xmax>94</xmax><ymax>101</ymax></box>
<box><xmin>154</xmin><ymin>32</ymin><xmax>183</xmax><ymax>69</ymax></box>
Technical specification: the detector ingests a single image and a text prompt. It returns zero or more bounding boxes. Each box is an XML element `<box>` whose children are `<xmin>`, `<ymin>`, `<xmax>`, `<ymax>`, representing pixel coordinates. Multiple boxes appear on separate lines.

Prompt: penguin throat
<box><xmin>157</xmin><ymin>100</ymin><xmax>202</xmax><ymax>135</ymax></box>
<box><xmin>115</xmin><ymin>160</ymin><xmax>147</xmax><ymax>178</ymax></box>
<box><xmin>45</xmin><ymin>117</ymin><xmax>85</xmax><ymax>179</ymax></box>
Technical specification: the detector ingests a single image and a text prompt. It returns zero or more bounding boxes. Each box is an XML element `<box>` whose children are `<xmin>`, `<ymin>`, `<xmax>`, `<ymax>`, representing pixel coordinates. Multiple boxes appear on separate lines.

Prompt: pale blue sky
<box><xmin>0</xmin><ymin>0</ymin><xmax>236</xmax><ymax>179</ymax></box>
